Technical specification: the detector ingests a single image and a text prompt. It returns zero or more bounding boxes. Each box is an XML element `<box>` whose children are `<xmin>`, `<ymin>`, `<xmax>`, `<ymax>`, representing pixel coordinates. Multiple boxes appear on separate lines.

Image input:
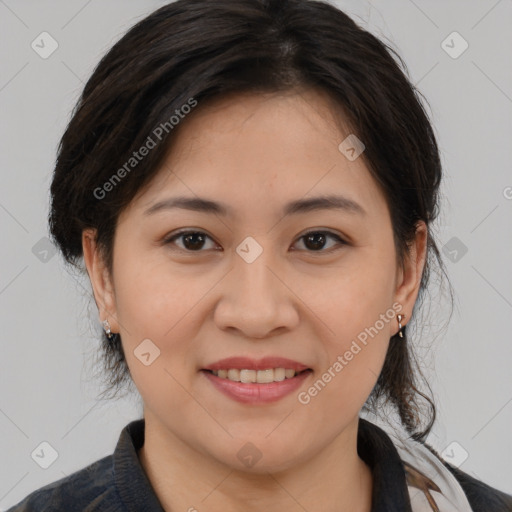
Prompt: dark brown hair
<box><xmin>49</xmin><ymin>0</ymin><xmax>453</xmax><ymax>440</ymax></box>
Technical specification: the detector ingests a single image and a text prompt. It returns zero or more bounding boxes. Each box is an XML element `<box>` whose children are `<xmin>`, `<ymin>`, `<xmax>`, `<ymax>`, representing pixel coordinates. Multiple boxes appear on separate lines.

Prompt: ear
<box><xmin>393</xmin><ymin>220</ymin><xmax>428</xmax><ymax>335</ymax></box>
<box><xmin>82</xmin><ymin>228</ymin><xmax>119</xmax><ymax>334</ymax></box>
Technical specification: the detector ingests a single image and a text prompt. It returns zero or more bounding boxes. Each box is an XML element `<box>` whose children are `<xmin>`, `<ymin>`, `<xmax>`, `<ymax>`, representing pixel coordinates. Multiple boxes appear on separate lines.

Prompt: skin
<box><xmin>83</xmin><ymin>88</ymin><xmax>427</xmax><ymax>512</ymax></box>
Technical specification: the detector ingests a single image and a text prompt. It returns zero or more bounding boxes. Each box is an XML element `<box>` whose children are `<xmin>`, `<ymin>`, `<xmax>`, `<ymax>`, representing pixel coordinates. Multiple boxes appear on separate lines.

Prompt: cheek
<box><xmin>319</xmin><ymin>254</ymin><xmax>397</xmax><ymax>341</ymax></box>
<box><xmin>306</xmin><ymin>251</ymin><xmax>397</xmax><ymax>404</ymax></box>
<box><xmin>301</xmin><ymin>309</ymin><xmax>392</xmax><ymax>421</ymax></box>
<box><xmin>112</xmin><ymin>251</ymin><xmax>207</xmax><ymax>339</ymax></box>
<box><xmin>110</xmin><ymin>257</ymin><xmax>206</xmax><ymax>393</ymax></box>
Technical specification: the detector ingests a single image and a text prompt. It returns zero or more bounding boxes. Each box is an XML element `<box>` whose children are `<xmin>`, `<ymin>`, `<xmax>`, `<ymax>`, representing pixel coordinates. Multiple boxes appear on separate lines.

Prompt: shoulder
<box><xmin>445</xmin><ymin>463</ymin><xmax>512</xmax><ymax>512</ymax></box>
<box><xmin>5</xmin><ymin>455</ymin><xmax>122</xmax><ymax>512</ymax></box>
<box><xmin>359</xmin><ymin>418</ymin><xmax>512</xmax><ymax>511</ymax></box>
<box><xmin>425</xmin><ymin>444</ymin><xmax>512</xmax><ymax>512</ymax></box>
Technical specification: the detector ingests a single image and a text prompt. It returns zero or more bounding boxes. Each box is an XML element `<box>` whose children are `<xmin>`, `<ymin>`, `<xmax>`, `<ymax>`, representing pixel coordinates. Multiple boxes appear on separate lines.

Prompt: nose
<box><xmin>213</xmin><ymin>244</ymin><xmax>300</xmax><ymax>339</ymax></box>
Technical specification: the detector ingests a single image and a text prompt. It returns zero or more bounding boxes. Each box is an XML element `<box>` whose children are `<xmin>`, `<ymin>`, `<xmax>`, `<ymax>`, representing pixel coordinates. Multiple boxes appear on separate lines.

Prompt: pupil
<box><xmin>184</xmin><ymin>233</ymin><xmax>204</xmax><ymax>250</ymax></box>
<box><xmin>305</xmin><ymin>233</ymin><xmax>325</xmax><ymax>251</ymax></box>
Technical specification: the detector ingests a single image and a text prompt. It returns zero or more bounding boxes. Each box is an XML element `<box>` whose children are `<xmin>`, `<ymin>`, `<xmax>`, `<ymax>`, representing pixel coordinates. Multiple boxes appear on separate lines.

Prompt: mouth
<box><xmin>201</xmin><ymin>367</ymin><xmax>312</xmax><ymax>384</ymax></box>
<box><xmin>200</xmin><ymin>356</ymin><xmax>313</xmax><ymax>403</ymax></box>
<box><xmin>200</xmin><ymin>366</ymin><xmax>313</xmax><ymax>404</ymax></box>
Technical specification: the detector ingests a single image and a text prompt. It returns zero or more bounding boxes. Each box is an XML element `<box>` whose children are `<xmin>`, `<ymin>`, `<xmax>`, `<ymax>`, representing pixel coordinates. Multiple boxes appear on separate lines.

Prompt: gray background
<box><xmin>1</xmin><ymin>0</ymin><xmax>511</xmax><ymax>508</ymax></box>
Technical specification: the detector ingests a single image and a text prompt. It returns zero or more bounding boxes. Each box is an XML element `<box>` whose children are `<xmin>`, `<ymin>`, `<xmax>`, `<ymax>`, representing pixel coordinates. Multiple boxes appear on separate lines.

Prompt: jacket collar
<box><xmin>358</xmin><ymin>418</ymin><xmax>412</xmax><ymax>511</ymax></box>
<box><xmin>113</xmin><ymin>417</ymin><xmax>413</xmax><ymax>511</ymax></box>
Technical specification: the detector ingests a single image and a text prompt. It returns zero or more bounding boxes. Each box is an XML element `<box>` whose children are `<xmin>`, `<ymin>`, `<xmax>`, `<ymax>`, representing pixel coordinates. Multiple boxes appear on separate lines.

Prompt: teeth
<box><xmin>211</xmin><ymin>367</ymin><xmax>302</xmax><ymax>383</ymax></box>
<box><xmin>273</xmin><ymin>368</ymin><xmax>286</xmax><ymax>381</ymax></box>
<box><xmin>239</xmin><ymin>369</ymin><xmax>256</xmax><ymax>383</ymax></box>
<box><xmin>227</xmin><ymin>369</ymin><xmax>240</xmax><ymax>382</ymax></box>
<box><xmin>284</xmin><ymin>369</ymin><xmax>295</xmax><ymax>379</ymax></box>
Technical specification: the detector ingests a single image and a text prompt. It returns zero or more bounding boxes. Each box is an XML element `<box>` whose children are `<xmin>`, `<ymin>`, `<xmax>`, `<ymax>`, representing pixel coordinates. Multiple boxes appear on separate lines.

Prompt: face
<box><xmin>84</xmin><ymin>89</ymin><xmax>426</xmax><ymax>473</ymax></box>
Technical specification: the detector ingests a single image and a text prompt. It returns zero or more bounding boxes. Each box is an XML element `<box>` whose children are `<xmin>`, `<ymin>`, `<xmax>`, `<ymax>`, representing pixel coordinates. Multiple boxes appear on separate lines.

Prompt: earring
<box><xmin>102</xmin><ymin>319</ymin><xmax>114</xmax><ymax>340</ymax></box>
<box><xmin>397</xmin><ymin>314</ymin><xmax>406</xmax><ymax>338</ymax></box>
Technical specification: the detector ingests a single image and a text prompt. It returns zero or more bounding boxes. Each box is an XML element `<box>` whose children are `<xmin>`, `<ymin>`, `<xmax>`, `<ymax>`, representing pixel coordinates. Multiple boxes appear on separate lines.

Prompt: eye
<box><xmin>163</xmin><ymin>230</ymin><xmax>219</xmax><ymax>252</ymax></box>
<box><xmin>292</xmin><ymin>230</ymin><xmax>347</xmax><ymax>253</ymax></box>
<box><xmin>163</xmin><ymin>229</ymin><xmax>347</xmax><ymax>253</ymax></box>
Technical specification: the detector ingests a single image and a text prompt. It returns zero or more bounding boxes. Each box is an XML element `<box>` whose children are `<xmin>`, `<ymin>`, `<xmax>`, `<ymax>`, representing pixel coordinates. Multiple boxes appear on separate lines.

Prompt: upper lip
<box><xmin>202</xmin><ymin>356</ymin><xmax>311</xmax><ymax>372</ymax></box>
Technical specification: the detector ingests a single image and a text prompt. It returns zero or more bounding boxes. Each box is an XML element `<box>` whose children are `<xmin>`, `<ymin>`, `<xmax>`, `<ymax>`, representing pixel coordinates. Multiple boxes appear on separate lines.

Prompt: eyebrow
<box><xmin>143</xmin><ymin>194</ymin><xmax>366</xmax><ymax>218</ymax></box>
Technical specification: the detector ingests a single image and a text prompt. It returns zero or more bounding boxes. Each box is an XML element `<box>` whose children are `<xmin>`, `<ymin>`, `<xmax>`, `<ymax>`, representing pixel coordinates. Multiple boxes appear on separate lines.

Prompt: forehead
<box><xmin>129</xmin><ymin>89</ymin><xmax>388</xmax><ymax>222</ymax></box>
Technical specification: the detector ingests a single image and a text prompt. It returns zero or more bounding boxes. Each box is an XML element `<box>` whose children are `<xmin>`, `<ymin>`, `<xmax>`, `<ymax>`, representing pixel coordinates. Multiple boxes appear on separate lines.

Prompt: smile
<box><xmin>201</xmin><ymin>368</ymin><xmax>313</xmax><ymax>404</ymax></box>
<box><xmin>209</xmin><ymin>368</ymin><xmax>305</xmax><ymax>383</ymax></box>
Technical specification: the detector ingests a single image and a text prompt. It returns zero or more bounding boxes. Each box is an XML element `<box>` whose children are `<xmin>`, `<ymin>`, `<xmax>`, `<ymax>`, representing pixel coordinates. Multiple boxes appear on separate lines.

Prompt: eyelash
<box><xmin>162</xmin><ymin>229</ymin><xmax>348</xmax><ymax>254</ymax></box>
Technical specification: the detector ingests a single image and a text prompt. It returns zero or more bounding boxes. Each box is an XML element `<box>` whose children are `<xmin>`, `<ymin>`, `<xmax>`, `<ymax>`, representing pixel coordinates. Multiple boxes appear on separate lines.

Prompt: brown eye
<box><xmin>163</xmin><ymin>229</ymin><xmax>347</xmax><ymax>254</ymax></box>
<box><xmin>293</xmin><ymin>231</ymin><xmax>347</xmax><ymax>253</ymax></box>
<box><xmin>164</xmin><ymin>231</ymin><xmax>218</xmax><ymax>251</ymax></box>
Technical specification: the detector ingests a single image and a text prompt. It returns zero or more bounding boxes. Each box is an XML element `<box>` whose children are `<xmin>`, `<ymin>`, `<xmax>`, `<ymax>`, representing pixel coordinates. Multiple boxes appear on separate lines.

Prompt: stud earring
<box><xmin>102</xmin><ymin>319</ymin><xmax>114</xmax><ymax>340</ymax></box>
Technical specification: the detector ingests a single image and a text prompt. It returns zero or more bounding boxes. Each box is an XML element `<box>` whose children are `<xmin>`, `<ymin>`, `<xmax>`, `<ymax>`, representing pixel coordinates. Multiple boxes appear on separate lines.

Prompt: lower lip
<box><xmin>201</xmin><ymin>370</ymin><xmax>312</xmax><ymax>404</ymax></box>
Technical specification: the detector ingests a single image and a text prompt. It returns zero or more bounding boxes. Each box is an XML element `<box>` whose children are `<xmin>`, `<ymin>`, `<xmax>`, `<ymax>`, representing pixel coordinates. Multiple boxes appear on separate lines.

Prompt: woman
<box><xmin>7</xmin><ymin>0</ymin><xmax>512</xmax><ymax>510</ymax></box>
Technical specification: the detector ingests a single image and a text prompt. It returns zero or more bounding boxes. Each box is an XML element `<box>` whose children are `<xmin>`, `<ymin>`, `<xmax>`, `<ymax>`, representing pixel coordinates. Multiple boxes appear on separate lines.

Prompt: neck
<box><xmin>138</xmin><ymin>411</ymin><xmax>373</xmax><ymax>512</ymax></box>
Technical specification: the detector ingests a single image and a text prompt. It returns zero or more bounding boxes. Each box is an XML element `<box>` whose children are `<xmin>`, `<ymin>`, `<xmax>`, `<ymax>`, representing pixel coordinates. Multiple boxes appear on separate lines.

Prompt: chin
<box><xmin>207</xmin><ymin>435</ymin><xmax>312</xmax><ymax>475</ymax></box>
